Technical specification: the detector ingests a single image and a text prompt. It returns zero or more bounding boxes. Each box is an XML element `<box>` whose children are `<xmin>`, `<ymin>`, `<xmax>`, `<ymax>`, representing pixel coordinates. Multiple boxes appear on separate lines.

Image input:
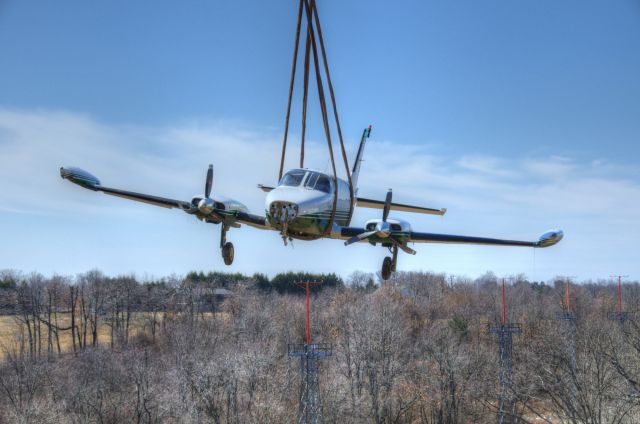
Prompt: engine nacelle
<box><xmin>191</xmin><ymin>195</ymin><xmax>249</xmax><ymax>214</ymax></box>
<box><xmin>364</xmin><ymin>218</ymin><xmax>412</xmax><ymax>234</ymax></box>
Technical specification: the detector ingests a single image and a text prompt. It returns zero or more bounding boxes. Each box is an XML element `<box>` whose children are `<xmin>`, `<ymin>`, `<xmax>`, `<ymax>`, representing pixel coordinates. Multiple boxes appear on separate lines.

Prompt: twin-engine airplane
<box><xmin>60</xmin><ymin>127</ymin><xmax>563</xmax><ymax>280</ymax></box>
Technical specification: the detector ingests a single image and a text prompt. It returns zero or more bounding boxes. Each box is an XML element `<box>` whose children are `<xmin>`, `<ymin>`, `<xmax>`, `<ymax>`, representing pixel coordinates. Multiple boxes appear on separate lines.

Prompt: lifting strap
<box><xmin>301</xmin><ymin>27</ymin><xmax>311</xmax><ymax>169</ymax></box>
<box><xmin>279</xmin><ymin>0</ymin><xmax>304</xmax><ymax>181</ymax></box>
<box><xmin>278</xmin><ymin>0</ymin><xmax>355</xmax><ymax>235</ymax></box>
<box><xmin>309</xmin><ymin>0</ymin><xmax>354</xmax><ymax>220</ymax></box>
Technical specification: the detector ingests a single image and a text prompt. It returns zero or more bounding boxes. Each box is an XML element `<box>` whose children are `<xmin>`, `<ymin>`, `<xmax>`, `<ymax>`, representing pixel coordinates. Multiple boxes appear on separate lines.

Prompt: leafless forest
<box><xmin>0</xmin><ymin>269</ymin><xmax>639</xmax><ymax>424</ymax></box>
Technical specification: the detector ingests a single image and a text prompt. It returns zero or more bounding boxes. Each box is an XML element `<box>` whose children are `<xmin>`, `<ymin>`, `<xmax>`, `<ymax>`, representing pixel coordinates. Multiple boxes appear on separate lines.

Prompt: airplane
<box><xmin>60</xmin><ymin>126</ymin><xmax>563</xmax><ymax>280</ymax></box>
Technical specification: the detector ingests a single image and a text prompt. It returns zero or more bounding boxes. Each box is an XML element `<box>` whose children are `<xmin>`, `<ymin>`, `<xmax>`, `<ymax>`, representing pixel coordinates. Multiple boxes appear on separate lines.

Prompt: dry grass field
<box><xmin>0</xmin><ymin>311</ymin><xmax>228</xmax><ymax>357</ymax></box>
<box><xmin>0</xmin><ymin>312</ymin><xmax>161</xmax><ymax>356</ymax></box>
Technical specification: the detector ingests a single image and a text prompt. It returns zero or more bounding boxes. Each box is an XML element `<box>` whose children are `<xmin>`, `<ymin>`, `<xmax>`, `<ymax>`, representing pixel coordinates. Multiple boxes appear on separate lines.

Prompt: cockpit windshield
<box><xmin>279</xmin><ymin>170</ymin><xmax>307</xmax><ymax>187</ymax></box>
<box><xmin>304</xmin><ymin>171</ymin><xmax>331</xmax><ymax>193</ymax></box>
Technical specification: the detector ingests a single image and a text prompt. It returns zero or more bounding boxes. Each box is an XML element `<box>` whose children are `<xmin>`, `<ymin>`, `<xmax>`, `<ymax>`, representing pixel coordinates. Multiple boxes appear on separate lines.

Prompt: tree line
<box><xmin>0</xmin><ymin>269</ymin><xmax>639</xmax><ymax>423</ymax></box>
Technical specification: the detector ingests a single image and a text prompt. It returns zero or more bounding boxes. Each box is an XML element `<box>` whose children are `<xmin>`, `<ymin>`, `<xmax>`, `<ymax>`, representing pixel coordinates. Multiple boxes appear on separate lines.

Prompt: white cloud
<box><xmin>1</xmin><ymin>108</ymin><xmax>638</xmax><ymax>281</ymax></box>
<box><xmin>457</xmin><ymin>155</ymin><xmax>515</xmax><ymax>177</ymax></box>
<box><xmin>523</xmin><ymin>156</ymin><xmax>575</xmax><ymax>179</ymax></box>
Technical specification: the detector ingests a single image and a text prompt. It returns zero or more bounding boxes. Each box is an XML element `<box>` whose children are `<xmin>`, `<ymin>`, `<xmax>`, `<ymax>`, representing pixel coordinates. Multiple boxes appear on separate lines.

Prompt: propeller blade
<box><xmin>382</xmin><ymin>189</ymin><xmax>392</xmax><ymax>222</ymax></box>
<box><xmin>205</xmin><ymin>164</ymin><xmax>213</xmax><ymax>198</ymax></box>
<box><xmin>344</xmin><ymin>230</ymin><xmax>376</xmax><ymax>246</ymax></box>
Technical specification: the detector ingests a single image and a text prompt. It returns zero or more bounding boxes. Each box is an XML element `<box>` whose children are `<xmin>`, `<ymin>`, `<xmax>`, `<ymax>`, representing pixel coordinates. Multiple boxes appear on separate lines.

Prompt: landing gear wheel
<box><xmin>381</xmin><ymin>256</ymin><xmax>393</xmax><ymax>281</ymax></box>
<box><xmin>222</xmin><ymin>242</ymin><xmax>234</xmax><ymax>266</ymax></box>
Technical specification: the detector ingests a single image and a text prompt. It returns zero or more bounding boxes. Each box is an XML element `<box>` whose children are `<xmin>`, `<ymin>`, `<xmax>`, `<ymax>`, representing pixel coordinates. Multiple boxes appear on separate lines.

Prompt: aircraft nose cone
<box><xmin>269</xmin><ymin>201</ymin><xmax>299</xmax><ymax>225</ymax></box>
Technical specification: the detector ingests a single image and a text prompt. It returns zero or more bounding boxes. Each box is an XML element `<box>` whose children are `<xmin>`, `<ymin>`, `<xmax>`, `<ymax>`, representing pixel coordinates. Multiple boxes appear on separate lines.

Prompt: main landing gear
<box><xmin>381</xmin><ymin>244</ymin><xmax>399</xmax><ymax>281</ymax></box>
<box><xmin>220</xmin><ymin>224</ymin><xmax>234</xmax><ymax>266</ymax></box>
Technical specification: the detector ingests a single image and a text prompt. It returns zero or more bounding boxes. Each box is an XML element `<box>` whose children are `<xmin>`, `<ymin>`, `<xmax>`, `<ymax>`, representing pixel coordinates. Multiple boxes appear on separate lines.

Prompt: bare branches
<box><xmin>0</xmin><ymin>271</ymin><xmax>639</xmax><ymax>422</ymax></box>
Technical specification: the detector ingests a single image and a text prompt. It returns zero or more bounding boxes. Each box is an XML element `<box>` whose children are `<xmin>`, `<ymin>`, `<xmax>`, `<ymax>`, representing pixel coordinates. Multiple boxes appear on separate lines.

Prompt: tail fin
<box><xmin>351</xmin><ymin>125</ymin><xmax>371</xmax><ymax>195</ymax></box>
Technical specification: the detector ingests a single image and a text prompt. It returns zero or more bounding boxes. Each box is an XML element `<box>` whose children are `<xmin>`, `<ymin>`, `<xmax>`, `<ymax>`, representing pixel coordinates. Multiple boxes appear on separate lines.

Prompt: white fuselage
<box><xmin>264</xmin><ymin>168</ymin><xmax>352</xmax><ymax>240</ymax></box>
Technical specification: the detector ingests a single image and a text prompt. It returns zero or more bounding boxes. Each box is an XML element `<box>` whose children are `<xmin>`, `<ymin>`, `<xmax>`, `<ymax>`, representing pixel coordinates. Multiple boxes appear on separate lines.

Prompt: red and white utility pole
<box><xmin>294</xmin><ymin>281</ymin><xmax>323</xmax><ymax>345</ymax></box>
<box><xmin>611</xmin><ymin>275</ymin><xmax>629</xmax><ymax>314</ymax></box>
<box><xmin>563</xmin><ymin>276</ymin><xmax>577</xmax><ymax>313</ymax></box>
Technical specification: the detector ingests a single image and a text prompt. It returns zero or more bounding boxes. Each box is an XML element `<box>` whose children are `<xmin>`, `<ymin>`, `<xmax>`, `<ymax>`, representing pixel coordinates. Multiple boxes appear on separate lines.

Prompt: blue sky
<box><xmin>1</xmin><ymin>1</ymin><xmax>639</xmax><ymax>282</ymax></box>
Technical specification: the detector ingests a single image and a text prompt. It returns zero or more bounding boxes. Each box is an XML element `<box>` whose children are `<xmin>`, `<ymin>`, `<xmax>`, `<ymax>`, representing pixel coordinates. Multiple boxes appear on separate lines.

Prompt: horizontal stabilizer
<box><xmin>257</xmin><ymin>184</ymin><xmax>275</xmax><ymax>192</ymax></box>
<box><xmin>356</xmin><ymin>197</ymin><xmax>446</xmax><ymax>216</ymax></box>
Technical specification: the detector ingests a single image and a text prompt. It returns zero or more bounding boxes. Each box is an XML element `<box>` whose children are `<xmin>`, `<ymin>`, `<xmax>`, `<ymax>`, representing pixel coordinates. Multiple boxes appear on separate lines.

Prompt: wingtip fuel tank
<box><xmin>60</xmin><ymin>167</ymin><xmax>101</xmax><ymax>190</ymax></box>
<box><xmin>537</xmin><ymin>229</ymin><xmax>564</xmax><ymax>248</ymax></box>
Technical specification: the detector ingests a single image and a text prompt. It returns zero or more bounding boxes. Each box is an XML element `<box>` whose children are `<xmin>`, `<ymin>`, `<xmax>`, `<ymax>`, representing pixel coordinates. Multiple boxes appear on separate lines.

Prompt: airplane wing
<box><xmin>407</xmin><ymin>230</ymin><xmax>563</xmax><ymax>247</ymax></box>
<box><xmin>356</xmin><ymin>197</ymin><xmax>446</xmax><ymax>216</ymax></box>
<box><xmin>234</xmin><ymin>211</ymin><xmax>268</xmax><ymax>228</ymax></box>
<box><xmin>339</xmin><ymin>226</ymin><xmax>563</xmax><ymax>248</ymax></box>
<box><xmin>96</xmin><ymin>186</ymin><xmax>192</xmax><ymax>210</ymax></box>
<box><xmin>60</xmin><ymin>166</ymin><xmax>268</xmax><ymax>229</ymax></box>
<box><xmin>61</xmin><ymin>166</ymin><xmax>195</xmax><ymax>209</ymax></box>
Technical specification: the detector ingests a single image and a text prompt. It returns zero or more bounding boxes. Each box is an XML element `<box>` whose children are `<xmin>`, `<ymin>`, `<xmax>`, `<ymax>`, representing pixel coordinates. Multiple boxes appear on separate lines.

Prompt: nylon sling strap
<box><xmin>302</xmin><ymin>0</ymin><xmax>339</xmax><ymax>235</ymax></box>
<box><xmin>309</xmin><ymin>0</ymin><xmax>355</xmax><ymax>223</ymax></box>
<box><xmin>278</xmin><ymin>0</ymin><xmax>354</xmax><ymax>236</ymax></box>
<box><xmin>300</xmin><ymin>26</ymin><xmax>311</xmax><ymax>169</ymax></box>
<box><xmin>279</xmin><ymin>0</ymin><xmax>304</xmax><ymax>181</ymax></box>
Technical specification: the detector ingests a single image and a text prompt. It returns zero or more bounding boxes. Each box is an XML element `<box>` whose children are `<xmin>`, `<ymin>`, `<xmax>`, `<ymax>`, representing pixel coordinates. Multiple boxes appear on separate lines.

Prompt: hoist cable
<box><xmin>278</xmin><ymin>0</ymin><xmax>351</xmax><ymax>237</ymax></box>
<box><xmin>300</xmin><ymin>28</ymin><xmax>312</xmax><ymax>169</ymax></box>
<box><xmin>303</xmin><ymin>0</ymin><xmax>339</xmax><ymax>235</ymax></box>
<box><xmin>310</xmin><ymin>0</ymin><xmax>355</xmax><ymax>220</ymax></box>
<box><xmin>279</xmin><ymin>0</ymin><xmax>304</xmax><ymax>181</ymax></box>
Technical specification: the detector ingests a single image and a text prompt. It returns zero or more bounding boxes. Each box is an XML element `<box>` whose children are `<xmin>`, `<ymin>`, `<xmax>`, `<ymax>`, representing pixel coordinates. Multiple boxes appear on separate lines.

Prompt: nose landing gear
<box><xmin>269</xmin><ymin>202</ymin><xmax>298</xmax><ymax>245</ymax></box>
<box><xmin>220</xmin><ymin>224</ymin><xmax>234</xmax><ymax>266</ymax></box>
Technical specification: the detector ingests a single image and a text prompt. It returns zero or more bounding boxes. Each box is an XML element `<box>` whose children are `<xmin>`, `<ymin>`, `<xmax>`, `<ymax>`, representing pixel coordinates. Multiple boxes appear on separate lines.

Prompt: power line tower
<box><xmin>609</xmin><ymin>275</ymin><xmax>630</xmax><ymax>323</ymax></box>
<box><xmin>489</xmin><ymin>278</ymin><xmax>521</xmax><ymax>424</ymax></box>
<box><xmin>288</xmin><ymin>281</ymin><xmax>331</xmax><ymax>424</ymax></box>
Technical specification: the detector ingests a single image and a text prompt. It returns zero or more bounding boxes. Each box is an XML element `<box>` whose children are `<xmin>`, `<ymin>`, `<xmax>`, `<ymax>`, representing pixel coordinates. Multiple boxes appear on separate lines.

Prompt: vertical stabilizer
<box><xmin>351</xmin><ymin>126</ymin><xmax>372</xmax><ymax>195</ymax></box>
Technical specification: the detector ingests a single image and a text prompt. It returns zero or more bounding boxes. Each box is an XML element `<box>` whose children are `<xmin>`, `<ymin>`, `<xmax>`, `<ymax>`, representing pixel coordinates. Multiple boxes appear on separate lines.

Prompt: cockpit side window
<box><xmin>315</xmin><ymin>175</ymin><xmax>331</xmax><ymax>193</ymax></box>
<box><xmin>304</xmin><ymin>172</ymin><xmax>320</xmax><ymax>189</ymax></box>
<box><xmin>279</xmin><ymin>170</ymin><xmax>307</xmax><ymax>187</ymax></box>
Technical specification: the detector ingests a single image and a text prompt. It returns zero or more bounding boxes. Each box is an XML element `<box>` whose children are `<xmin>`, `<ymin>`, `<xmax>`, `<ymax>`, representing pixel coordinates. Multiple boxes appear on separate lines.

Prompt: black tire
<box><xmin>222</xmin><ymin>242</ymin><xmax>234</xmax><ymax>266</ymax></box>
<box><xmin>381</xmin><ymin>256</ymin><xmax>393</xmax><ymax>281</ymax></box>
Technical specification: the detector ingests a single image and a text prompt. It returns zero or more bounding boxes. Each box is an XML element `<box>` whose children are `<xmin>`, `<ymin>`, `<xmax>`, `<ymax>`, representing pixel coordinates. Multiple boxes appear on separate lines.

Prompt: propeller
<box><xmin>198</xmin><ymin>164</ymin><xmax>216</xmax><ymax>214</ymax></box>
<box><xmin>205</xmin><ymin>164</ymin><xmax>213</xmax><ymax>198</ymax></box>
<box><xmin>345</xmin><ymin>189</ymin><xmax>393</xmax><ymax>246</ymax></box>
<box><xmin>344</xmin><ymin>189</ymin><xmax>416</xmax><ymax>255</ymax></box>
<box><xmin>382</xmin><ymin>189</ymin><xmax>391</xmax><ymax>222</ymax></box>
